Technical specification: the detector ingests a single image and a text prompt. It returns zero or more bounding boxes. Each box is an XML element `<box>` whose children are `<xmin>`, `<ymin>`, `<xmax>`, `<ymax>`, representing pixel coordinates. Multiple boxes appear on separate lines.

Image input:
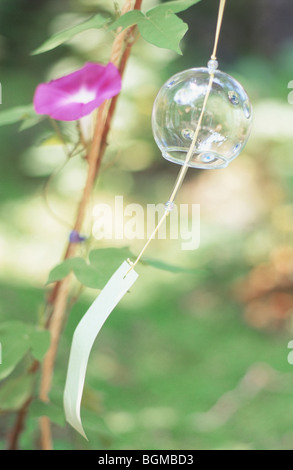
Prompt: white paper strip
<box><xmin>63</xmin><ymin>261</ymin><xmax>139</xmax><ymax>439</ymax></box>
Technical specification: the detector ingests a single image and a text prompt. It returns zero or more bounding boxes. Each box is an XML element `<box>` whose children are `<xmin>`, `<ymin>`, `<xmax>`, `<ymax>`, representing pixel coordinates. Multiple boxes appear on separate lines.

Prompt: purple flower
<box><xmin>33</xmin><ymin>62</ymin><xmax>121</xmax><ymax>121</ymax></box>
<box><xmin>69</xmin><ymin>230</ymin><xmax>87</xmax><ymax>243</ymax></box>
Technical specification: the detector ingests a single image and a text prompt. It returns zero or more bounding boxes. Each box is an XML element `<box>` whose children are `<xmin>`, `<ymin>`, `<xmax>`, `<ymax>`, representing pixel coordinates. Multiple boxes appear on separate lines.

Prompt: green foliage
<box><xmin>0</xmin><ymin>104</ymin><xmax>46</xmax><ymax>133</ymax></box>
<box><xmin>47</xmin><ymin>247</ymin><xmax>134</xmax><ymax>290</ymax></box>
<box><xmin>0</xmin><ymin>375</ymin><xmax>34</xmax><ymax>411</ymax></box>
<box><xmin>32</xmin><ymin>0</ymin><xmax>202</xmax><ymax>56</ymax></box>
<box><xmin>30</xmin><ymin>400</ymin><xmax>65</xmax><ymax>427</ymax></box>
<box><xmin>109</xmin><ymin>0</ymin><xmax>202</xmax><ymax>54</ymax></box>
<box><xmin>0</xmin><ymin>0</ymin><xmax>203</xmax><ymax>137</ymax></box>
<box><xmin>31</xmin><ymin>14</ymin><xmax>110</xmax><ymax>55</ymax></box>
<box><xmin>88</xmin><ymin>246</ymin><xmax>134</xmax><ymax>279</ymax></box>
<box><xmin>47</xmin><ymin>247</ymin><xmax>197</xmax><ymax>291</ymax></box>
<box><xmin>108</xmin><ymin>10</ymin><xmax>142</xmax><ymax>33</ymax></box>
<box><xmin>129</xmin><ymin>10</ymin><xmax>188</xmax><ymax>54</ymax></box>
<box><xmin>0</xmin><ymin>322</ymin><xmax>50</xmax><ymax>380</ymax></box>
<box><xmin>0</xmin><ymin>104</ymin><xmax>41</xmax><ymax>129</ymax></box>
<box><xmin>47</xmin><ymin>258</ymin><xmax>89</xmax><ymax>284</ymax></box>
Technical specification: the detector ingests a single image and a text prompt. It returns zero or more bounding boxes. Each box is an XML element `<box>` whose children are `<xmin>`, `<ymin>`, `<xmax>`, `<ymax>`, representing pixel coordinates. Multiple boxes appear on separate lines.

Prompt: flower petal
<box><xmin>33</xmin><ymin>62</ymin><xmax>122</xmax><ymax>121</ymax></box>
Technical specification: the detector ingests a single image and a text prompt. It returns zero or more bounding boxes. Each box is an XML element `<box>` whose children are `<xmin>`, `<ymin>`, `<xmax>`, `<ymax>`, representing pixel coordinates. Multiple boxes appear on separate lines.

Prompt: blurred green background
<box><xmin>1</xmin><ymin>0</ymin><xmax>293</xmax><ymax>450</ymax></box>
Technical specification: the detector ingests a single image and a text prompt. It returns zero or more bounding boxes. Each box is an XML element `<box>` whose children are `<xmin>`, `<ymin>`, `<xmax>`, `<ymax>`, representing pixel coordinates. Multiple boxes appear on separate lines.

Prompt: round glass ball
<box><xmin>152</xmin><ymin>67</ymin><xmax>253</xmax><ymax>169</ymax></box>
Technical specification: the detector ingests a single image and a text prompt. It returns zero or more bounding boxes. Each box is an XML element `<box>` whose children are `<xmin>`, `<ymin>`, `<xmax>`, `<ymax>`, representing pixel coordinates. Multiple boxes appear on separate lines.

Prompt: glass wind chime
<box><xmin>63</xmin><ymin>0</ymin><xmax>253</xmax><ymax>439</ymax></box>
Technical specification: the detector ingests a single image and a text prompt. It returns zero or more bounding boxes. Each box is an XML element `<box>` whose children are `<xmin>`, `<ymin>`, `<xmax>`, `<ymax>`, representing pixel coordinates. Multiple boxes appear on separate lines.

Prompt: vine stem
<box><xmin>35</xmin><ymin>0</ymin><xmax>141</xmax><ymax>450</ymax></box>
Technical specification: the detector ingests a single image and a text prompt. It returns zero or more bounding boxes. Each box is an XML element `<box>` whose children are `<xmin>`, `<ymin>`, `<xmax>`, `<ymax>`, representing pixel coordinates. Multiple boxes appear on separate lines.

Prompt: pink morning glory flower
<box><xmin>33</xmin><ymin>62</ymin><xmax>121</xmax><ymax>121</ymax></box>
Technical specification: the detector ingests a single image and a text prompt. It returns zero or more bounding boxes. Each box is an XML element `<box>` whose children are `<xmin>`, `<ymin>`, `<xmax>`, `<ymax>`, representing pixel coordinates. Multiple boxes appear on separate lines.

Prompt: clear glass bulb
<box><xmin>152</xmin><ymin>67</ymin><xmax>253</xmax><ymax>169</ymax></box>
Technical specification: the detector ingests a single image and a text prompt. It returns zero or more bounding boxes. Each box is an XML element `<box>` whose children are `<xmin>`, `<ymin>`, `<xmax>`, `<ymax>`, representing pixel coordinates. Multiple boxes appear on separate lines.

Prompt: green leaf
<box><xmin>140</xmin><ymin>9</ymin><xmax>188</xmax><ymax>54</ymax></box>
<box><xmin>73</xmin><ymin>261</ymin><xmax>102</xmax><ymax>290</ymax></box>
<box><xmin>47</xmin><ymin>257</ymin><xmax>105</xmax><ymax>290</ymax></box>
<box><xmin>32</xmin><ymin>14</ymin><xmax>110</xmax><ymax>55</ymax></box>
<box><xmin>108</xmin><ymin>10</ymin><xmax>144</xmax><ymax>31</ymax></box>
<box><xmin>48</xmin><ymin>248</ymin><xmax>134</xmax><ymax>290</ymax></box>
<box><xmin>30</xmin><ymin>400</ymin><xmax>65</xmax><ymax>426</ymax></box>
<box><xmin>88</xmin><ymin>247</ymin><xmax>133</xmax><ymax>285</ymax></box>
<box><xmin>108</xmin><ymin>0</ymin><xmax>201</xmax><ymax>54</ymax></box>
<box><xmin>148</xmin><ymin>0</ymin><xmax>202</xmax><ymax>14</ymax></box>
<box><xmin>30</xmin><ymin>330</ymin><xmax>51</xmax><ymax>362</ymax></box>
<box><xmin>18</xmin><ymin>114</ymin><xmax>46</xmax><ymax>132</ymax></box>
<box><xmin>47</xmin><ymin>258</ymin><xmax>85</xmax><ymax>284</ymax></box>
<box><xmin>0</xmin><ymin>322</ymin><xmax>30</xmax><ymax>380</ymax></box>
<box><xmin>0</xmin><ymin>322</ymin><xmax>51</xmax><ymax>380</ymax></box>
<box><xmin>0</xmin><ymin>375</ymin><xmax>34</xmax><ymax>411</ymax></box>
<box><xmin>0</xmin><ymin>104</ymin><xmax>37</xmax><ymax>128</ymax></box>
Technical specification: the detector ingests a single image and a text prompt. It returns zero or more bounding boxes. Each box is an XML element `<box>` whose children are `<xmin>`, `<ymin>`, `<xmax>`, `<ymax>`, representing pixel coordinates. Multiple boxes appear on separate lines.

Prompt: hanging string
<box><xmin>211</xmin><ymin>0</ymin><xmax>226</xmax><ymax>61</ymax></box>
<box><xmin>126</xmin><ymin>0</ymin><xmax>227</xmax><ymax>273</ymax></box>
